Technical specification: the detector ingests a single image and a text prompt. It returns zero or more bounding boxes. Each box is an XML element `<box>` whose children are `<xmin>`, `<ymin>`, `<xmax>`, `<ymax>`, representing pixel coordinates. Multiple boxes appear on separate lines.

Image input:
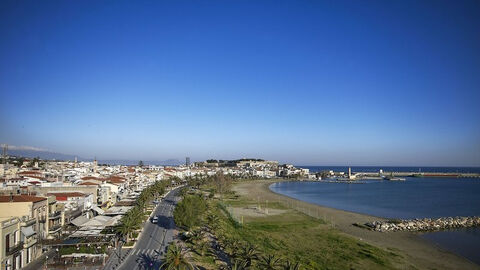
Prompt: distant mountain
<box><xmin>158</xmin><ymin>159</ymin><xmax>184</xmax><ymax>166</ymax></box>
<box><xmin>98</xmin><ymin>159</ymin><xmax>184</xmax><ymax>166</ymax></box>
<box><xmin>4</xmin><ymin>145</ymin><xmax>183</xmax><ymax>166</ymax></box>
<box><xmin>8</xmin><ymin>148</ymin><xmax>78</xmax><ymax>161</ymax></box>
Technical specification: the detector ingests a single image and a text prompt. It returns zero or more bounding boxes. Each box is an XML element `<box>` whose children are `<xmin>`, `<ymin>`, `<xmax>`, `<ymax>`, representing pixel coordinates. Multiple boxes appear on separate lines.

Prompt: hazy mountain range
<box><xmin>3</xmin><ymin>145</ymin><xmax>183</xmax><ymax>166</ymax></box>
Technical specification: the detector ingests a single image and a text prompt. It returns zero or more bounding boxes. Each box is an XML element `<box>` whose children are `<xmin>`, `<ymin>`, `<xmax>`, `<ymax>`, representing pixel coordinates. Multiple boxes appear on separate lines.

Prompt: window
<box><xmin>5</xmin><ymin>234</ymin><xmax>10</xmax><ymax>252</ymax></box>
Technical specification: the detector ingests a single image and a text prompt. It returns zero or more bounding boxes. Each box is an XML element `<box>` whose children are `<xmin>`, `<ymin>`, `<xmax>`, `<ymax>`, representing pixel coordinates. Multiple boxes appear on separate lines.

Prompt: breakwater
<box><xmin>364</xmin><ymin>216</ymin><xmax>480</xmax><ymax>232</ymax></box>
<box><xmin>355</xmin><ymin>172</ymin><xmax>480</xmax><ymax>178</ymax></box>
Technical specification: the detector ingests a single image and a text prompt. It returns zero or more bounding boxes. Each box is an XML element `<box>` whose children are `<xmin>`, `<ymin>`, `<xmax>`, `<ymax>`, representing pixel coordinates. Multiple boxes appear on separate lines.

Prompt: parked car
<box><xmin>152</xmin><ymin>216</ymin><xmax>159</xmax><ymax>224</ymax></box>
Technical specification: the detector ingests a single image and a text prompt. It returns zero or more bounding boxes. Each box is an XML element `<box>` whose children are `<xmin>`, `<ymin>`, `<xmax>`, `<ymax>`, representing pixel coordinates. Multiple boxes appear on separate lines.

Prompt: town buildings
<box><xmin>0</xmin><ymin>155</ymin><xmax>313</xmax><ymax>269</ymax></box>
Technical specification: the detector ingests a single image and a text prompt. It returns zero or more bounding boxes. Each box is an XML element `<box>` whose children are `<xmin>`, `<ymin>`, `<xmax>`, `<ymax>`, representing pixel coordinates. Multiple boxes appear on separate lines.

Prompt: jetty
<box><xmin>360</xmin><ymin>172</ymin><xmax>480</xmax><ymax>178</ymax></box>
<box><xmin>363</xmin><ymin>216</ymin><xmax>480</xmax><ymax>232</ymax></box>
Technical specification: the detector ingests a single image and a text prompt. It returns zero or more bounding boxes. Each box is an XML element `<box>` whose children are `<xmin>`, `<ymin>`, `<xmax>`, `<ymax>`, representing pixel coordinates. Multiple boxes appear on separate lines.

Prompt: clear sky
<box><xmin>1</xmin><ymin>0</ymin><xmax>479</xmax><ymax>166</ymax></box>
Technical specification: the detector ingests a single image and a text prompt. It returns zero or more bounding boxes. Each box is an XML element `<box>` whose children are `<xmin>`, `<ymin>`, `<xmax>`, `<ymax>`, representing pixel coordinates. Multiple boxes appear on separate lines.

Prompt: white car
<box><xmin>152</xmin><ymin>216</ymin><xmax>159</xmax><ymax>224</ymax></box>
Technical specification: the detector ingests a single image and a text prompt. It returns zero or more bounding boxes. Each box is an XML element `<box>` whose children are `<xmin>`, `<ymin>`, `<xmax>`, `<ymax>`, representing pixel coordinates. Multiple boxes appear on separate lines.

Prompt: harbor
<box><xmin>310</xmin><ymin>167</ymin><xmax>480</xmax><ymax>181</ymax></box>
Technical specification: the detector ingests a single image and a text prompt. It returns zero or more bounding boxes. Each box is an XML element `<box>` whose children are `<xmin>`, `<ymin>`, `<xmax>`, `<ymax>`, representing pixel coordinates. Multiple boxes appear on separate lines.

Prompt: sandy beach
<box><xmin>233</xmin><ymin>180</ymin><xmax>479</xmax><ymax>270</ymax></box>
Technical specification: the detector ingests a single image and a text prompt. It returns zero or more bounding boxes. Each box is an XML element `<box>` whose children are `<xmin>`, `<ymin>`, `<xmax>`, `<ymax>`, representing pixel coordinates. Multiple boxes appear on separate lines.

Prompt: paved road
<box><xmin>104</xmin><ymin>187</ymin><xmax>181</xmax><ymax>270</ymax></box>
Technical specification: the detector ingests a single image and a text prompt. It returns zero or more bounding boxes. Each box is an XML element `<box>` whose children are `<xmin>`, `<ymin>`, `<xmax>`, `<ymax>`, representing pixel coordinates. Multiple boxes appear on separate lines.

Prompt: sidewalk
<box><xmin>102</xmin><ymin>248</ymin><xmax>131</xmax><ymax>270</ymax></box>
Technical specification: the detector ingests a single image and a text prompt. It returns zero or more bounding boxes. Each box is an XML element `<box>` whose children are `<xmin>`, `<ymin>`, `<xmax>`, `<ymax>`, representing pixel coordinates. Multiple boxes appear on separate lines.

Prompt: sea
<box><xmin>270</xmin><ymin>169</ymin><xmax>480</xmax><ymax>265</ymax></box>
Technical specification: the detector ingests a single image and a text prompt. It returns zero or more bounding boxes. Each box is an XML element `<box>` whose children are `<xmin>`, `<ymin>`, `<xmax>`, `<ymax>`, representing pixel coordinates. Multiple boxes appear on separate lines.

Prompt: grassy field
<box><xmin>200</xmin><ymin>185</ymin><xmax>404</xmax><ymax>270</ymax></box>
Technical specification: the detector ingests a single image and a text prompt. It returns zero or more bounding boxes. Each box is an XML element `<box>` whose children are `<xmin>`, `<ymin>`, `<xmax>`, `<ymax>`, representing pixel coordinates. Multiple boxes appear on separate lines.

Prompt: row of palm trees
<box><xmin>230</xmin><ymin>255</ymin><xmax>301</xmax><ymax>270</ymax></box>
<box><xmin>207</xmin><ymin>210</ymin><xmax>302</xmax><ymax>270</ymax></box>
<box><xmin>185</xmin><ymin>211</ymin><xmax>302</xmax><ymax>270</ymax></box>
<box><xmin>223</xmin><ymin>240</ymin><xmax>301</xmax><ymax>270</ymax></box>
<box><xmin>175</xmin><ymin>182</ymin><xmax>302</xmax><ymax>270</ymax></box>
<box><xmin>115</xmin><ymin>180</ymin><xmax>168</xmax><ymax>243</ymax></box>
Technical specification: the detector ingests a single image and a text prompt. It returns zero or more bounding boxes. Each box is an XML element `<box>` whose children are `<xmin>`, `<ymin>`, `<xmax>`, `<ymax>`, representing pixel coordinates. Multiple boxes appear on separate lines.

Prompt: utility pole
<box><xmin>1</xmin><ymin>144</ymin><xmax>7</xmax><ymax>177</ymax></box>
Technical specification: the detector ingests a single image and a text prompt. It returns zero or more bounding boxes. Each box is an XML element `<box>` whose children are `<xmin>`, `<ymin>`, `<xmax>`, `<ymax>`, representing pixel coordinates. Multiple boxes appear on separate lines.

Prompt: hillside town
<box><xmin>0</xmin><ymin>155</ymin><xmax>311</xmax><ymax>269</ymax></box>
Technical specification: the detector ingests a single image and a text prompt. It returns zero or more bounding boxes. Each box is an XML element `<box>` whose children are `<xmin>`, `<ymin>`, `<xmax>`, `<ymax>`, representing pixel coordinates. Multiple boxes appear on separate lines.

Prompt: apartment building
<box><xmin>0</xmin><ymin>195</ymin><xmax>63</xmax><ymax>240</ymax></box>
<box><xmin>0</xmin><ymin>216</ymin><xmax>40</xmax><ymax>270</ymax></box>
<box><xmin>47</xmin><ymin>192</ymin><xmax>93</xmax><ymax>211</ymax></box>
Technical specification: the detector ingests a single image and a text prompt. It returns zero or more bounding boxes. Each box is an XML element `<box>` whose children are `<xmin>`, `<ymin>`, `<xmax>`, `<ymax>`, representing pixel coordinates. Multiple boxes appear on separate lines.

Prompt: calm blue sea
<box><xmin>298</xmin><ymin>166</ymin><xmax>480</xmax><ymax>174</ymax></box>
<box><xmin>270</xmin><ymin>177</ymin><xmax>480</xmax><ymax>265</ymax></box>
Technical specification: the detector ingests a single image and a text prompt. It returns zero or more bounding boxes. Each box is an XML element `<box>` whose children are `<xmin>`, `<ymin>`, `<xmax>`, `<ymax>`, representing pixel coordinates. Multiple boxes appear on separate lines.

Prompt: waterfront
<box><xmin>300</xmin><ymin>166</ymin><xmax>480</xmax><ymax>174</ymax></box>
<box><xmin>270</xmin><ymin>178</ymin><xmax>480</xmax><ymax>265</ymax></box>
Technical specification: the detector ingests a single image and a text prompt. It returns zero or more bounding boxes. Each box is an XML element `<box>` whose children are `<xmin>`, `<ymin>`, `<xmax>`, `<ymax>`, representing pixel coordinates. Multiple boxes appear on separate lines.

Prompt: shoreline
<box><xmin>233</xmin><ymin>180</ymin><xmax>479</xmax><ymax>270</ymax></box>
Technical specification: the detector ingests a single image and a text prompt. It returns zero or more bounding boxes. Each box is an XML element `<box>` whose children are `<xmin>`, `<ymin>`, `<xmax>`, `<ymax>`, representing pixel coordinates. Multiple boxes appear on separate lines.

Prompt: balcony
<box><xmin>19</xmin><ymin>216</ymin><xmax>35</xmax><ymax>226</ymax></box>
<box><xmin>1</xmin><ymin>218</ymin><xmax>18</xmax><ymax>228</ymax></box>
<box><xmin>49</xmin><ymin>211</ymin><xmax>62</xmax><ymax>219</ymax></box>
<box><xmin>6</xmin><ymin>241</ymin><xmax>23</xmax><ymax>256</ymax></box>
<box><xmin>48</xmin><ymin>224</ymin><xmax>62</xmax><ymax>233</ymax></box>
<box><xmin>24</xmin><ymin>236</ymin><xmax>38</xmax><ymax>248</ymax></box>
<box><xmin>65</xmin><ymin>208</ymin><xmax>82</xmax><ymax>219</ymax></box>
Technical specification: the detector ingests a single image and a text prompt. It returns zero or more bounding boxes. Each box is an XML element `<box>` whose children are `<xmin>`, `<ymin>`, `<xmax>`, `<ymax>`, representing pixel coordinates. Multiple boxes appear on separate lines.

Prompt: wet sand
<box><xmin>233</xmin><ymin>180</ymin><xmax>480</xmax><ymax>270</ymax></box>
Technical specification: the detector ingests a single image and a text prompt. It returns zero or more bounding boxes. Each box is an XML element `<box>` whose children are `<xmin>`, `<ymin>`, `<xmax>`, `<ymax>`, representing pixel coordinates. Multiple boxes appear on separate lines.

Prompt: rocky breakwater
<box><xmin>364</xmin><ymin>216</ymin><xmax>480</xmax><ymax>232</ymax></box>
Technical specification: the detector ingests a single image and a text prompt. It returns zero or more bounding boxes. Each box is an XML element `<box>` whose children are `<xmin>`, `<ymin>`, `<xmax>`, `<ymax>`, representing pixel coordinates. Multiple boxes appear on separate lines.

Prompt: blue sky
<box><xmin>1</xmin><ymin>0</ymin><xmax>479</xmax><ymax>166</ymax></box>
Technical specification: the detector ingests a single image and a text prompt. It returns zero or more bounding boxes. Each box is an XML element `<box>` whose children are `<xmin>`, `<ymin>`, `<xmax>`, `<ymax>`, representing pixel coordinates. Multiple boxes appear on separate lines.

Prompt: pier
<box><xmin>354</xmin><ymin>172</ymin><xmax>480</xmax><ymax>179</ymax></box>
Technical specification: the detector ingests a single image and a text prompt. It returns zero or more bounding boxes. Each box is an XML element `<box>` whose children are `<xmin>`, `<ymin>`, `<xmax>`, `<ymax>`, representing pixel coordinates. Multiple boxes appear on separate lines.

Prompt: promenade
<box><xmin>103</xmin><ymin>187</ymin><xmax>181</xmax><ymax>270</ymax></box>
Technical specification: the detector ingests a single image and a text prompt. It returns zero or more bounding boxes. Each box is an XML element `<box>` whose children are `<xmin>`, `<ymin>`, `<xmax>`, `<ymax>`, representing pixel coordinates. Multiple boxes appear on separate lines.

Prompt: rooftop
<box><xmin>47</xmin><ymin>192</ymin><xmax>88</xmax><ymax>198</ymax></box>
<box><xmin>79</xmin><ymin>181</ymin><xmax>100</xmax><ymax>186</ymax></box>
<box><xmin>0</xmin><ymin>195</ymin><xmax>47</xmax><ymax>203</ymax></box>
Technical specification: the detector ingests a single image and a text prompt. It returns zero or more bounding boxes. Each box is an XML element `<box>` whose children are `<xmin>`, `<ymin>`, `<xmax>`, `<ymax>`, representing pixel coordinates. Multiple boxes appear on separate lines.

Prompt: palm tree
<box><xmin>116</xmin><ymin>206</ymin><xmax>143</xmax><ymax>242</ymax></box>
<box><xmin>160</xmin><ymin>243</ymin><xmax>195</xmax><ymax>270</ymax></box>
<box><xmin>257</xmin><ymin>255</ymin><xmax>281</xmax><ymax>270</ymax></box>
<box><xmin>238</xmin><ymin>243</ymin><xmax>259</xmax><ymax>267</ymax></box>
<box><xmin>115</xmin><ymin>218</ymin><xmax>135</xmax><ymax>243</ymax></box>
<box><xmin>195</xmin><ymin>240</ymin><xmax>213</xmax><ymax>257</ymax></box>
<box><xmin>282</xmin><ymin>260</ymin><xmax>301</xmax><ymax>270</ymax></box>
<box><xmin>229</xmin><ymin>259</ymin><xmax>250</xmax><ymax>270</ymax></box>
<box><xmin>126</xmin><ymin>207</ymin><xmax>143</xmax><ymax>225</ymax></box>
<box><xmin>206</xmin><ymin>214</ymin><xmax>220</xmax><ymax>230</ymax></box>
<box><xmin>153</xmin><ymin>182</ymin><xmax>166</xmax><ymax>197</ymax></box>
<box><xmin>187</xmin><ymin>230</ymin><xmax>204</xmax><ymax>245</ymax></box>
<box><xmin>224</xmin><ymin>238</ymin><xmax>242</xmax><ymax>259</ymax></box>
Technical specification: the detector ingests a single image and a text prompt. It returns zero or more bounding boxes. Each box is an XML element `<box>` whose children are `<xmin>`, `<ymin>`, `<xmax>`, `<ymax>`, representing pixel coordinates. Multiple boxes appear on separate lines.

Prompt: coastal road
<box><xmin>105</xmin><ymin>187</ymin><xmax>181</xmax><ymax>270</ymax></box>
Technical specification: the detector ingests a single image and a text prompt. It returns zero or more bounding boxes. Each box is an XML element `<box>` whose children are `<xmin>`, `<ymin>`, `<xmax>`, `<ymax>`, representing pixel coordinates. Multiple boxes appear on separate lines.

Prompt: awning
<box><xmin>21</xmin><ymin>226</ymin><xmax>36</xmax><ymax>238</ymax></box>
<box><xmin>104</xmin><ymin>215</ymin><xmax>122</xmax><ymax>227</ymax></box>
<box><xmin>69</xmin><ymin>229</ymin><xmax>104</xmax><ymax>238</ymax></box>
<box><xmin>81</xmin><ymin>215</ymin><xmax>111</xmax><ymax>228</ymax></box>
<box><xmin>71</xmin><ymin>215</ymin><xmax>89</xmax><ymax>227</ymax></box>
<box><xmin>91</xmin><ymin>206</ymin><xmax>105</xmax><ymax>215</ymax></box>
<box><xmin>61</xmin><ymin>253</ymin><xmax>106</xmax><ymax>258</ymax></box>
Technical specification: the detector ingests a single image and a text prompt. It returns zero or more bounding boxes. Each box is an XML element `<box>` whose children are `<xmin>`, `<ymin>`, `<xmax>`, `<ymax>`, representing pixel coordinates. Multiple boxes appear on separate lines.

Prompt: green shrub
<box><xmin>174</xmin><ymin>194</ymin><xmax>207</xmax><ymax>229</ymax></box>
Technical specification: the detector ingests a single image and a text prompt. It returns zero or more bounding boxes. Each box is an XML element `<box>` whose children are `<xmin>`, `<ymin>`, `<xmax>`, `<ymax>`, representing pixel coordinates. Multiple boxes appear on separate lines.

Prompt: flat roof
<box><xmin>0</xmin><ymin>195</ymin><xmax>47</xmax><ymax>203</ymax></box>
<box><xmin>47</xmin><ymin>192</ymin><xmax>88</xmax><ymax>198</ymax></box>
